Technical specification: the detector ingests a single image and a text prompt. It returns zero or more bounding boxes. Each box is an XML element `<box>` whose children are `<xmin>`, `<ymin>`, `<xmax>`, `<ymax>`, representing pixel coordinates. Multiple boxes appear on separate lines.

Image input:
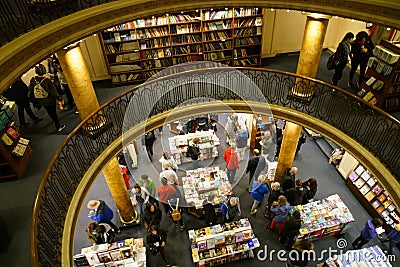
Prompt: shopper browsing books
<box><xmin>281</xmin><ymin>167</ymin><xmax>298</xmax><ymax>192</ymax></box>
<box><xmin>249</xmin><ymin>174</ymin><xmax>269</xmax><ymax>215</ymax></box>
<box><xmin>352</xmin><ymin>218</ymin><xmax>383</xmax><ymax>249</ymax></box>
<box><xmin>285</xmin><ymin>179</ymin><xmax>306</xmax><ymax>206</ymax></box>
<box><xmin>203</xmin><ymin>193</ymin><xmax>217</xmax><ymax>226</ymax></box>
<box><xmin>146</xmin><ymin>225</ymin><xmax>171</xmax><ymax>267</ymax></box>
<box><xmin>159</xmin><ymin>151</ymin><xmax>178</xmax><ymax>171</ymax></box>
<box><xmin>140</xmin><ymin>174</ymin><xmax>157</xmax><ymax>199</ymax></box>
<box><xmin>331</xmin><ymin>32</ymin><xmax>354</xmax><ymax>86</ymax></box>
<box><xmin>87</xmin><ymin>200</ymin><xmax>120</xmax><ymax>233</ymax></box>
<box><xmin>159</xmin><ymin>162</ymin><xmax>179</xmax><ymax>185</ymax></box>
<box><xmin>246</xmin><ymin>149</ymin><xmax>267</xmax><ymax>191</ymax></box>
<box><xmin>279</xmin><ymin>210</ymin><xmax>301</xmax><ymax>249</ymax></box>
<box><xmin>265</xmin><ymin>182</ymin><xmax>281</xmax><ymax>219</ymax></box>
<box><xmin>222</xmin><ymin>196</ymin><xmax>241</xmax><ymax>223</ymax></box>
<box><xmin>301</xmin><ymin>178</ymin><xmax>318</xmax><ymax>204</ymax></box>
<box><xmin>130</xmin><ymin>184</ymin><xmax>150</xmax><ymax>216</ymax></box>
<box><xmin>269</xmin><ymin>195</ymin><xmax>291</xmax><ymax>235</ymax></box>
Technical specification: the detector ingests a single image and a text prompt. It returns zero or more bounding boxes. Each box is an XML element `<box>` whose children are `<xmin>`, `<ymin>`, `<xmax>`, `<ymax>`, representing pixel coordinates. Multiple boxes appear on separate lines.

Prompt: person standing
<box><xmin>301</xmin><ymin>178</ymin><xmax>318</xmax><ymax>204</ymax></box>
<box><xmin>235</xmin><ymin>125</ymin><xmax>249</xmax><ymax>161</ymax></box>
<box><xmin>281</xmin><ymin>167</ymin><xmax>298</xmax><ymax>192</ymax></box>
<box><xmin>203</xmin><ymin>193</ymin><xmax>217</xmax><ymax>226</ymax></box>
<box><xmin>146</xmin><ymin>225</ymin><xmax>171</xmax><ymax>267</ymax></box>
<box><xmin>28</xmin><ymin>64</ymin><xmax>65</xmax><ymax>132</ymax></box>
<box><xmin>140</xmin><ymin>174</ymin><xmax>157</xmax><ymax>200</ymax></box>
<box><xmin>52</xmin><ymin>58</ymin><xmax>75</xmax><ymax>110</ymax></box>
<box><xmin>381</xmin><ymin>223</ymin><xmax>400</xmax><ymax>254</ymax></box>
<box><xmin>159</xmin><ymin>151</ymin><xmax>178</xmax><ymax>171</ymax></box>
<box><xmin>144</xmin><ymin>202</ymin><xmax>162</xmax><ymax>231</ymax></box>
<box><xmin>144</xmin><ymin>130</ymin><xmax>156</xmax><ymax>162</ymax></box>
<box><xmin>331</xmin><ymin>32</ymin><xmax>354</xmax><ymax>86</ymax></box>
<box><xmin>260</xmin><ymin>130</ymin><xmax>274</xmax><ymax>163</ymax></box>
<box><xmin>187</xmin><ymin>137</ymin><xmax>202</xmax><ymax>169</ymax></box>
<box><xmin>157</xmin><ymin>178</ymin><xmax>185</xmax><ymax>230</ymax></box>
<box><xmin>159</xmin><ymin>162</ymin><xmax>179</xmax><ymax>185</ymax></box>
<box><xmin>223</xmin><ymin>142</ymin><xmax>240</xmax><ymax>184</ymax></box>
<box><xmin>286</xmin><ymin>239</ymin><xmax>314</xmax><ymax>267</ymax></box>
<box><xmin>295</xmin><ymin>132</ymin><xmax>307</xmax><ymax>158</ymax></box>
<box><xmin>225</xmin><ymin>113</ymin><xmax>238</xmax><ymax>145</ymax></box>
<box><xmin>223</xmin><ymin>196</ymin><xmax>241</xmax><ymax>223</ymax></box>
<box><xmin>348</xmin><ymin>31</ymin><xmax>374</xmax><ymax>88</ymax></box>
<box><xmin>87</xmin><ymin>200</ymin><xmax>120</xmax><ymax>233</ymax></box>
<box><xmin>280</xmin><ymin>210</ymin><xmax>301</xmax><ymax>249</ymax></box>
<box><xmin>265</xmin><ymin>182</ymin><xmax>281</xmax><ymax>219</ymax></box>
<box><xmin>285</xmin><ymin>179</ymin><xmax>306</xmax><ymax>206</ymax></box>
<box><xmin>130</xmin><ymin>184</ymin><xmax>150</xmax><ymax>217</ymax></box>
<box><xmin>246</xmin><ymin>149</ymin><xmax>267</xmax><ymax>191</ymax></box>
<box><xmin>269</xmin><ymin>195</ymin><xmax>291</xmax><ymax>236</ymax></box>
<box><xmin>3</xmin><ymin>77</ymin><xmax>42</xmax><ymax>128</ymax></box>
<box><xmin>352</xmin><ymin>218</ymin><xmax>383</xmax><ymax>249</ymax></box>
<box><xmin>249</xmin><ymin>174</ymin><xmax>269</xmax><ymax>215</ymax></box>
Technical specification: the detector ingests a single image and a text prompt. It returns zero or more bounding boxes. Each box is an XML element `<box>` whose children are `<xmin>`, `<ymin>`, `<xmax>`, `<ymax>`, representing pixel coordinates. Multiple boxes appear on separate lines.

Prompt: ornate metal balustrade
<box><xmin>0</xmin><ymin>0</ymin><xmax>112</xmax><ymax>45</ymax></box>
<box><xmin>31</xmin><ymin>67</ymin><xmax>400</xmax><ymax>266</ymax></box>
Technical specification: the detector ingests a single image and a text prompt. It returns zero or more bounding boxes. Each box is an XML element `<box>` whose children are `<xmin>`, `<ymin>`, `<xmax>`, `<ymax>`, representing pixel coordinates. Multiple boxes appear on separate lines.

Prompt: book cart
<box><xmin>188</xmin><ymin>218</ymin><xmax>260</xmax><ymax>267</ymax></box>
<box><xmin>296</xmin><ymin>194</ymin><xmax>354</xmax><ymax>241</ymax></box>
<box><xmin>168</xmin><ymin>130</ymin><xmax>219</xmax><ymax>165</ymax></box>
<box><xmin>98</xmin><ymin>8</ymin><xmax>264</xmax><ymax>86</ymax></box>
<box><xmin>73</xmin><ymin>237</ymin><xmax>146</xmax><ymax>267</ymax></box>
<box><xmin>183</xmin><ymin>166</ymin><xmax>232</xmax><ymax>218</ymax></box>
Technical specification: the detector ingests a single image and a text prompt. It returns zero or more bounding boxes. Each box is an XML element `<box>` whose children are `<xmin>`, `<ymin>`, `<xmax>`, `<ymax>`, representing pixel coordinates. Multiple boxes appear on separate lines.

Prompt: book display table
<box><xmin>188</xmin><ymin>218</ymin><xmax>260</xmax><ymax>267</ymax></box>
<box><xmin>296</xmin><ymin>194</ymin><xmax>354</xmax><ymax>241</ymax></box>
<box><xmin>168</xmin><ymin>130</ymin><xmax>219</xmax><ymax>165</ymax></box>
<box><xmin>321</xmin><ymin>245</ymin><xmax>392</xmax><ymax>267</ymax></box>
<box><xmin>183</xmin><ymin>167</ymin><xmax>232</xmax><ymax>217</ymax></box>
<box><xmin>74</xmin><ymin>237</ymin><xmax>146</xmax><ymax>267</ymax></box>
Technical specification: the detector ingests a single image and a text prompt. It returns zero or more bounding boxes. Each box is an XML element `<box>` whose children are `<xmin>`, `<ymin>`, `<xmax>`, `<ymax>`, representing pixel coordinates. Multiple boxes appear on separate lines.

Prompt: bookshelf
<box><xmin>168</xmin><ymin>130</ymin><xmax>220</xmax><ymax>165</ymax></box>
<box><xmin>358</xmin><ymin>40</ymin><xmax>400</xmax><ymax>111</ymax></box>
<box><xmin>188</xmin><ymin>218</ymin><xmax>260</xmax><ymax>267</ymax></box>
<box><xmin>346</xmin><ymin>163</ymin><xmax>400</xmax><ymax>230</ymax></box>
<box><xmin>99</xmin><ymin>8</ymin><xmax>264</xmax><ymax>86</ymax></box>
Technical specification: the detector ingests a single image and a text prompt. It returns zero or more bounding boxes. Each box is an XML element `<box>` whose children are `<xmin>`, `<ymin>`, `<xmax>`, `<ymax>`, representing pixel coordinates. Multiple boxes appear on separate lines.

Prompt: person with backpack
<box><xmin>249</xmin><ymin>174</ymin><xmax>270</xmax><ymax>215</ymax></box>
<box><xmin>28</xmin><ymin>63</ymin><xmax>65</xmax><ymax>133</ymax></box>
<box><xmin>221</xmin><ymin>195</ymin><xmax>241</xmax><ymax>223</ymax></box>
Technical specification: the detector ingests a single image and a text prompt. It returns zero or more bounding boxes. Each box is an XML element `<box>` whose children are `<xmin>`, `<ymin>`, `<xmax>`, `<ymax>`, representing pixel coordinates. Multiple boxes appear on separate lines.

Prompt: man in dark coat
<box><xmin>280</xmin><ymin>210</ymin><xmax>301</xmax><ymax>249</ymax></box>
<box><xmin>3</xmin><ymin>77</ymin><xmax>42</xmax><ymax>127</ymax></box>
<box><xmin>281</xmin><ymin>167</ymin><xmax>298</xmax><ymax>192</ymax></box>
<box><xmin>246</xmin><ymin>149</ymin><xmax>266</xmax><ymax>191</ymax></box>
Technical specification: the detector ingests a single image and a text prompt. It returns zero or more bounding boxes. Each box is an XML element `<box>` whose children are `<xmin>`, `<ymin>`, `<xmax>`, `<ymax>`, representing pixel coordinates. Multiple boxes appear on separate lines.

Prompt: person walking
<box><xmin>28</xmin><ymin>64</ymin><xmax>65</xmax><ymax>132</ymax></box>
<box><xmin>246</xmin><ymin>149</ymin><xmax>267</xmax><ymax>191</ymax></box>
<box><xmin>87</xmin><ymin>200</ymin><xmax>120</xmax><ymax>233</ymax></box>
<box><xmin>130</xmin><ymin>184</ymin><xmax>150</xmax><ymax>217</ymax></box>
<box><xmin>146</xmin><ymin>225</ymin><xmax>171</xmax><ymax>267</ymax></box>
<box><xmin>260</xmin><ymin>130</ymin><xmax>274</xmax><ymax>163</ymax></box>
<box><xmin>157</xmin><ymin>178</ymin><xmax>185</xmax><ymax>230</ymax></box>
<box><xmin>331</xmin><ymin>32</ymin><xmax>354</xmax><ymax>86</ymax></box>
<box><xmin>52</xmin><ymin>58</ymin><xmax>75</xmax><ymax>110</ymax></box>
<box><xmin>144</xmin><ymin>130</ymin><xmax>156</xmax><ymax>162</ymax></box>
<box><xmin>348</xmin><ymin>31</ymin><xmax>374</xmax><ymax>88</ymax></box>
<box><xmin>352</xmin><ymin>218</ymin><xmax>383</xmax><ymax>249</ymax></box>
<box><xmin>235</xmin><ymin>125</ymin><xmax>249</xmax><ymax>161</ymax></box>
<box><xmin>140</xmin><ymin>174</ymin><xmax>157</xmax><ymax>200</ymax></box>
<box><xmin>3</xmin><ymin>77</ymin><xmax>42</xmax><ymax>128</ymax></box>
<box><xmin>269</xmin><ymin>195</ymin><xmax>291</xmax><ymax>236</ymax></box>
<box><xmin>186</xmin><ymin>137</ymin><xmax>202</xmax><ymax>169</ymax></box>
<box><xmin>225</xmin><ymin>113</ymin><xmax>238</xmax><ymax>145</ymax></box>
<box><xmin>249</xmin><ymin>174</ymin><xmax>269</xmax><ymax>215</ymax></box>
<box><xmin>223</xmin><ymin>142</ymin><xmax>240</xmax><ymax>184</ymax></box>
<box><xmin>159</xmin><ymin>162</ymin><xmax>179</xmax><ymax>185</ymax></box>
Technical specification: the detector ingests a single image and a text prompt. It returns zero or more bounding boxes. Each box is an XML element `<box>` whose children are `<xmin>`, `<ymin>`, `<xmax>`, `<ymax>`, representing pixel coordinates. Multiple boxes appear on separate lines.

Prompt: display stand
<box><xmin>183</xmin><ymin>167</ymin><xmax>232</xmax><ymax>218</ymax></box>
<box><xmin>347</xmin><ymin>163</ymin><xmax>400</xmax><ymax>230</ymax></box>
<box><xmin>0</xmin><ymin>101</ymin><xmax>32</xmax><ymax>180</ymax></box>
<box><xmin>188</xmin><ymin>218</ymin><xmax>260</xmax><ymax>267</ymax></box>
<box><xmin>168</xmin><ymin>130</ymin><xmax>219</xmax><ymax>165</ymax></box>
<box><xmin>296</xmin><ymin>194</ymin><xmax>354</xmax><ymax>241</ymax></box>
<box><xmin>74</xmin><ymin>237</ymin><xmax>146</xmax><ymax>267</ymax></box>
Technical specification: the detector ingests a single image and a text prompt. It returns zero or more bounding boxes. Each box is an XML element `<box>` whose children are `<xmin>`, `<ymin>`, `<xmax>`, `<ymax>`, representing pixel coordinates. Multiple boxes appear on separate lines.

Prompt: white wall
<box><xmin>79</xmin><ymin>35</ymin><xmax>110</xmax><ymax>81</ymax></box>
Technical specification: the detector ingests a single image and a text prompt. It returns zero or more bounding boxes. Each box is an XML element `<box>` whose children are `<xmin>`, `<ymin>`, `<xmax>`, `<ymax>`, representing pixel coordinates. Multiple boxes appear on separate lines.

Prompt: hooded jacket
<box><xmin>270</xmin><ymin>202</ymin><xmax>291</xmax><ymax>222</ymax></box>
<box><xmin>251</xmin><ymin>180</ymin><xmax>269</xmax><ymax>201</ymax></box>
<box><xmin>361</xmin><ymin>219</ymin><xmax>378</xmax><ymax>241</ymax></box>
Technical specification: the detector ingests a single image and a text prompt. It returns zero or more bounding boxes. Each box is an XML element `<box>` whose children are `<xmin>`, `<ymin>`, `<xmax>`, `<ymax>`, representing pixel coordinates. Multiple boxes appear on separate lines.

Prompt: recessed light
<box><xmin>387</xmin><ymin>27</ymin><xmax>391</xmax><ymax>31</ymax></box>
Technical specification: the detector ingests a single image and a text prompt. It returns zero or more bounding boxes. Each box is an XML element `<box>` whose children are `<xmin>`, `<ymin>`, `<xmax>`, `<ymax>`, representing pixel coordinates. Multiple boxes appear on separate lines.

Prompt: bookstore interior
<box><xmin>1</xmin><ymin>6</ymin><xmax>400</xmax><ymax>267</ymax></box>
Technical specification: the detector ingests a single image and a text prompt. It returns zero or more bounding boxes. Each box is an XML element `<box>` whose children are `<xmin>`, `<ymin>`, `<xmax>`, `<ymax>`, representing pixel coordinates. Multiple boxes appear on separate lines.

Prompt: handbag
<box><xmin>168</xmin><ymin>198</ymin><xmax>181</xmax><ymax>221</ymax></box>
<box><xmin>327</xmin><ymin>53</ymin><xmax>339</xmax><ymax>70</ymax></box>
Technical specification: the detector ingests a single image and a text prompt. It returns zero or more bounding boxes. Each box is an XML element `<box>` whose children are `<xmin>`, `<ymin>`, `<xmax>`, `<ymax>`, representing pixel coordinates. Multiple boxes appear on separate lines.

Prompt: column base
<box><xmin>118</xmin><ymin>209</ymin><xmax>141</xmax><ymax>230</ymax></box>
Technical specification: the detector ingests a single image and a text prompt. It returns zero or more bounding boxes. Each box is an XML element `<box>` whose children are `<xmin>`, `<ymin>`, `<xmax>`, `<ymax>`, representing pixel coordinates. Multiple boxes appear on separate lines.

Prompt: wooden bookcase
<box><xmin>359</xmin><ymin>40</ymin><xmax>400</xmax><ymax>111</ymax></box>
<box><xmin>99</xmin><ymin>8</ymin><xmax>264</xmax><ymax>86</ymax></box>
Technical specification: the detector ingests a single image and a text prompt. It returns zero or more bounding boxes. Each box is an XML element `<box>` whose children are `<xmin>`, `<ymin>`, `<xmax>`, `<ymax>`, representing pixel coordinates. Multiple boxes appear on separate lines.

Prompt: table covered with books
<box><xmin>73</xmin><ymin>237</ymin><xmax>146</xmax><ymax>267</ymax></box>
<box><xmin>183</xmin><ymin>167</ymin><xmax>232</xmax><ymax>217</ymax></box>
<box><xmin>296</xmin><ymin>194</ymin><xmax>354</xmax><ymax>241</ymax></box>
<box><xmin>188</xmin><ymin>218</ymin><xmax>260</xmax><ymax>267</ymax></box>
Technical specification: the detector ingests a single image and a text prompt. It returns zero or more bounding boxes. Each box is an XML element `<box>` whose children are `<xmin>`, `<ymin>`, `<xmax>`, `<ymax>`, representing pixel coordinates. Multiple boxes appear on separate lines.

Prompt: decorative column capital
<box><xmin>304</xmin><ymin>12</ymin><xmax>332</xmax><ymax>20</ymax></box>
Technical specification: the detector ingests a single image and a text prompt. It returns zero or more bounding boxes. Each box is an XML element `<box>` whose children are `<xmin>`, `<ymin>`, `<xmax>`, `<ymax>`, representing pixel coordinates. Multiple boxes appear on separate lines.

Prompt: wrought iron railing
<box><xmin>31</xmin><ymin>67</ymin><xmax>400</xmax><ymax>266</ymax></box>
<box><xmin>0</xmin><ymin>0</ymin><xmax>112</xmax><ymax>45</ymax></box>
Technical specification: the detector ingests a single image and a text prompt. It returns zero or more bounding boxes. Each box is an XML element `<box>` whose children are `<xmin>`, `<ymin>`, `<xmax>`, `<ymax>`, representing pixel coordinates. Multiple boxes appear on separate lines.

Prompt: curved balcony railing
<box><xmin>0</xmin><ymin>0</ymin><xmax>112</xmax><ymax>45</ymax></box>
<box><xmin>31</xmin><ymin>67</ymin><xmax>400</xmax><ymax>266</ymax></box>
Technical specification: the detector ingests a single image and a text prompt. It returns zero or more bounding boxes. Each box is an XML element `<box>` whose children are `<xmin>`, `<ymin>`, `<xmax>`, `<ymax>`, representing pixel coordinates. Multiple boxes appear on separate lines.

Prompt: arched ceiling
<box><xmin>0</xmin><ymin>0</ymin><xmax>399</xmax><ymax>92</ymax></box>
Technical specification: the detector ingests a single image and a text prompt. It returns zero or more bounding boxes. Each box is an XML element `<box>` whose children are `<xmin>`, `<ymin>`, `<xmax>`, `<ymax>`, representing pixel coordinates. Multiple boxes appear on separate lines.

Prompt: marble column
<box><xmin>275</xmin><ymin>14</ymin><xmax>330</xmax><ymax>181</ymax></box>
<box><xmin>57</xmin><ymin>44</ymin><xmax>135</xmax><ymax>223</ymax></box>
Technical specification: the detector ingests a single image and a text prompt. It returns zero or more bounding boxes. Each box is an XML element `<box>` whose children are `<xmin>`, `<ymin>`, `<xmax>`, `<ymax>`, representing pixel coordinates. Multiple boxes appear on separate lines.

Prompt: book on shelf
<box><xmin>372</xmin><ymin>80</ymin><xmax>384</xmax><ymax>90</ymax></box>
<box><xmin>363</xmin><ymin>91</ymin><xmax>374</xmax><ymax>101</ymax></box>
<box><xmin>366</xmin><ymin>76</ymin><xmax>376</xmax><ymax>86</ymax></box>
<box><xmin>114</xmin><ymin>33</ymin><xmax>121</xmax><ymax>42</ymax></box>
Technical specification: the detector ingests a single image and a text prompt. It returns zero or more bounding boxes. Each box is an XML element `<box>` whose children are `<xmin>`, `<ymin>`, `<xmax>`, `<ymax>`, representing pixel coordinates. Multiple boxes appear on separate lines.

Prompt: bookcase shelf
<box><xmin>99</xmin><ymin>8</ymin><xmax>264</xmax><ymax>86</ymax></box>
<box><xmin>359</xmin><ymin>40</ymin><xmax>400</xmax><ymax>111</ymax></box>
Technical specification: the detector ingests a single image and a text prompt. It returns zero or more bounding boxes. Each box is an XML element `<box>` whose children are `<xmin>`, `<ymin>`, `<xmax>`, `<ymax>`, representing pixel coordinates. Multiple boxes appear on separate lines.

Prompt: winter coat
<box><xmin>246</xmin><ymin>156</ymin><xmax>266</xmax><ymax>181</ymax></box>
<box><xmin>281</xmin><ymin>216</ymin><xmax>302</xmax><ymax>238</ymax></box>
<box><xmin>335</xmin><ymin>40</ymin><xmax>351</xmax><ymax>65</ymax></box>
<box><xmin>144</xmin><ymin>206</ymin><xmax>163</xmax><ymax>227</ymax></box>
<box><xmin>28</xmin><ymin>76</ymin><xmax>62</xmax><ymax>106</ymax></box>
<box><xmin>260</xmin><ymin>136</ymin><xmax>274</xmax><ymax>155</ymax></box>
<box><xmin>90</xmin><ymin>200</ymin><xmax>114</xmax><ymax>223</ymax></box>
<box><xmin>361</xmin><ymin>219</ymin><xmax>378</xmax><ymax>241</ymax></box>
<box><xmin>223</xmin><ymin>147</ymin><xmax>239</xmax><ymax>170</ymax></box>
<box><xmin>250</xmin><ymin>181</ymin><xmax>269</xmax><ymax>201</ymax></box>
<box><xmin>285</xmin><ymin>186</ymin><xmax>306</xmax><ymax>206</ymax></box>
<box><xmin>281</xmin><ymin>169</ymin><xmax>295</xmax><ymax>192</ymax></box>
<box><xmin>270</xmin><ymin>203</ymin><xmax>291</xmax><ymax>222</ymax></box>
<box><xmin>203</xmin><ymin>201</ymin><xmax>217</xmax><ymax>225</ymax></box>
<box><xmin>268</xmin><ymin>189</ymin><xmax>281</xmax><ymax>209</ymax></box>
<box><xmin>236</xmin><ymin>129</ymin><xmax>249</xmax><ymax>148</ymax></box>
<box><xmin>147</xmin><ymin>229</ymin><xmax>167</xmax><ymax>252</ymax></box>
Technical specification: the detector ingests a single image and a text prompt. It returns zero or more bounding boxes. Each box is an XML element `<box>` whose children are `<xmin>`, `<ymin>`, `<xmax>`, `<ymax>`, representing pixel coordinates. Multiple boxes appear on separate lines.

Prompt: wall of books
<box><xmin>347</xmin><ymin>163</ymin><xmax>400</xmax><ymax>229</ymax></box>
<box><xmin>99</xmin><ymin>8</ymin><xmax>264</xmax><ymax>86</ymax></box>
<box><xmin>358</xmin><ymin>40</ymin><xmax>400</xmax><ymax>111</ymax></box>
<box><xmin>188</xmin><ymin>218</ymin><xmax>259</xmax><ymax>267</ymax></box>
